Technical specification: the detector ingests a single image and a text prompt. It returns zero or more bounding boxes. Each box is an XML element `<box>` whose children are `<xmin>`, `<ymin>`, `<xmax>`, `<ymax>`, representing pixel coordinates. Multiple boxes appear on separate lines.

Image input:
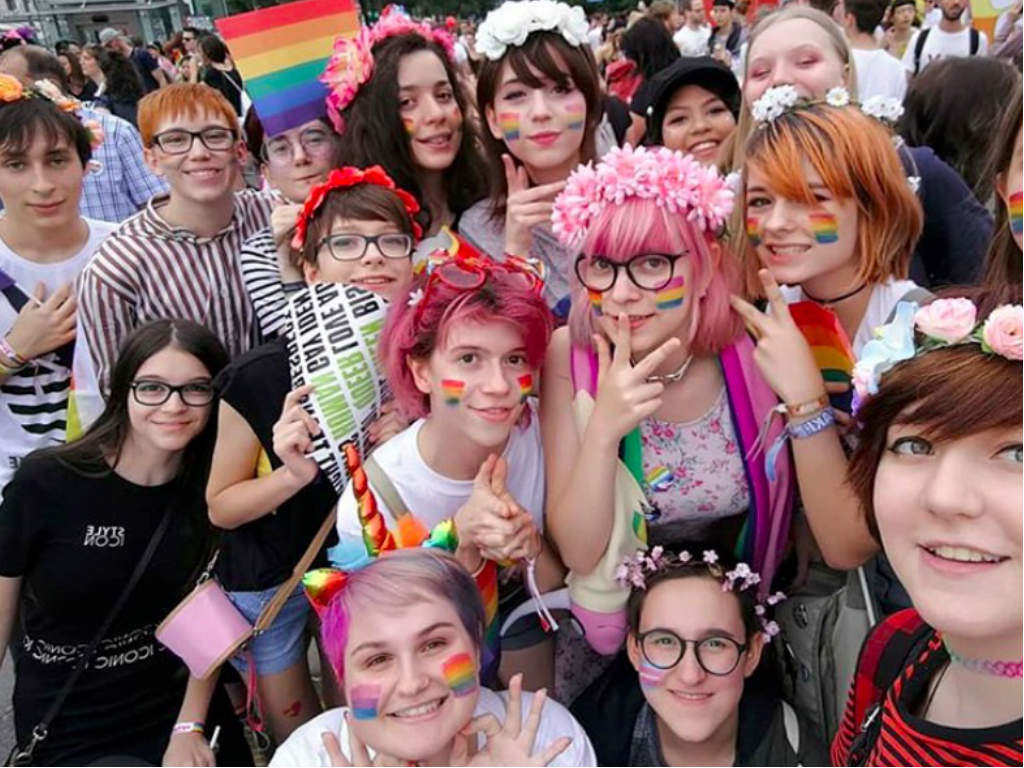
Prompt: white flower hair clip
<box><xmin>475</xmin><ymin>0</ymin><xmax>590</xmax><ymax>60</ymax></box>
<box><xmin>406</xmin><ymin>288</ymin><xmax>424</xmax><ymax>308</ymax></box>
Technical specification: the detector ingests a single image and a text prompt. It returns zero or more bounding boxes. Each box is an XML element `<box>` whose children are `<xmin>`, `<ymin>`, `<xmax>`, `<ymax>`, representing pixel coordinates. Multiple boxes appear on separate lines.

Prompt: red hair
<box><xmin>138</xmin><ymin>83</ymin><xmax>239</xmax><ymax>146</ymax></box>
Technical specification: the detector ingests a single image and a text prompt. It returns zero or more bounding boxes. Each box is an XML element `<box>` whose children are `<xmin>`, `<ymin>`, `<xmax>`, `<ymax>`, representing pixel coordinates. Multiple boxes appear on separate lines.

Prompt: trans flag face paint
<box><xmin>499</xmin><ymin>112</ymin><xmax>520</xmax><ymax>141</ymax></box>
<box><xmin>349</xmin><ymin>684</ymin><xmax>381</xmax><ymax>720</ymax></box>
<box><xmin>809</xmin><ymin>211</ymin><xmax>839</xmax><ymax>244</ymax></box>
<box><xmin>442</xmin><ymin>653</ymin><xmax>477</xmax><ymax>697</ymax></box>
<box><xmin>441</xmin><ymin>379</ymin><xmax>465</xmax><ymax>406</ymax></box>
<box><xmin>1009</xmin><ymin>190</ymin><xmax>1022</xmax><ymax>236</ymax></box>
<box><xmin>654</xmin><ymin>276</ymin><xmax>686</xmax><ymax>311</ymax></box>
<box><xmin>639</xmin><ymin>660</ymin><xmax>668</xmax><ymax>689</ymax></box>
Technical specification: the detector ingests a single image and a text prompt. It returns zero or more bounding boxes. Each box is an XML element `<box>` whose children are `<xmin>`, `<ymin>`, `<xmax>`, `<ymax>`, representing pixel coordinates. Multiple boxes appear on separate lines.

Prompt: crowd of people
<box><xmin>0</xmin><ymin>0</ymin><xmax>1019</xmax><ymax>765</ymax></box>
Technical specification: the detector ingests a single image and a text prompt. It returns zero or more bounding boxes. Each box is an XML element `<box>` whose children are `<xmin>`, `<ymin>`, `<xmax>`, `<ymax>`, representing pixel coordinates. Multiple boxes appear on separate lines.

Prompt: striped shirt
<box><xmin>76</xmin><ymin>190</ymin><xmax>274</xmax><ymax>393</ymax></box>
<box><xmin>832</xmin><ymin>623</ymin><xmax>1023</xmax><ymax>766</ymax></box>
<box><xmin>238</xmin><ymin>226</ymin><xmax>300</xmax><ymax>340</ymax></box>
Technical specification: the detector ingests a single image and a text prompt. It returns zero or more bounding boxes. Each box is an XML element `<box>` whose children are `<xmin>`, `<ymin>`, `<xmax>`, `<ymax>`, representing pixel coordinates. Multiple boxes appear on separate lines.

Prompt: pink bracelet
<box><xmin>171</xmin><ymin>721</ymin><xmax>205</xmax><ymax>736</ymax></box>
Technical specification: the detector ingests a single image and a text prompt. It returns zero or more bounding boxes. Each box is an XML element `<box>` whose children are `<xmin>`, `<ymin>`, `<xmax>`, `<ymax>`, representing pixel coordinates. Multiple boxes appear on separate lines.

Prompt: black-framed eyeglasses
<box><xmin>638</xmin><ymin>629</ymin><xmax>747</xmax><ymax>676</ymax></box>
<box><xmin>130</xmin><ymin>380</ymin><xmax>215</xmax><ymax>407</ymax></box>
<box><xmin>574</xmin><ymin>253</ymin><xmax>684</xmax><ymax>293</ymax></box>
<box><xmin>317</xmin><ymin>232</ymin><xmax>414</xmax><ymax>262</ymax></box>
<box><xmin>262</xmin><ymin>127</ymin><xmax>334</xmax><ymax>165</ymax></box>
<box><xmin>151</xmin><ymin>127</ymin><xmax>238</xmax><ymax>155</ymax></box>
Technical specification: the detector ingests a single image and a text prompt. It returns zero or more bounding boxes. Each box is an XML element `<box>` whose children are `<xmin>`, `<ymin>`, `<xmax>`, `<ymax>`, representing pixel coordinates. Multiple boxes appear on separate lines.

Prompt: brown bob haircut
<box><xmin>297</xmin><ymin>183</ymin><xmax>416</xmax><ymax>270</ymax></box>
<box><xmin>846</xmin><ymin>284</ymin><xmax>1024</xmax><ymax>543</ymax></box>
<box><xmin>741</xmin><ymin>103</ymin><xmax>923</xmax><ymax>297</ymax></box>
<box><xmin>475</xmin><ymin>31</ymin><xmax>602</xmax><ymax>217</ymax></box>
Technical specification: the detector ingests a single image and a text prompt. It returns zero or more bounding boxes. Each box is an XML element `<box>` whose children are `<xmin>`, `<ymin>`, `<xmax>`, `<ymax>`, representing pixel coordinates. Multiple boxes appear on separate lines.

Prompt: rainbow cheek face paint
<box><xmin>518</xmin><ymin>374</ymin><xmax>533</xmax><ymax>403</ymax></box>
<box><xmin>402</xmin><ymin>117</ymin><xmax>415</xmax><ymax>135</ymax></box>
<box><xmin>1009</xmin><ymin>190</ymin><xmax>1023</xmax><ymax>236</ymax></box>
<box><xmin>499</xmin><ymin>112</ymin><xmax>520</xmax><ymax>141</ymax></box>
<box><xmin>350</xmin><ymin>684</ymin><xmax>381</xmax><ymax>720</ymax></box>
<box><xmin>746</xmin><ymin>216</ymin><xmax>762</xmax><ymax>246</ymax></box>
<box><xmin>441</xmin><ymin>379</ymin><xmax>465</xmax><ymax>406</ymax></box>
<box><xmin>809</xmin><ymin>211</ymin><xmax>839</xmax><ymax>244</ymax></box>
<box><xmin>654</xmin><ymin>276</ymin><xmax>686</xmax><ymax>311</ymax></box>
<box><xmin>588</xmin><ymin>289</ymin><xmax>603</xmax><ymax>315</ymax></box>
<box><xmin>639</xmin><ymin>660</ymin><xmax>668</xmax><ymax>689</ymax></box>
<box><xmin>442</xmin><ymin>653</ymin><xmax>477</xmax><ymax>697</ymax></box>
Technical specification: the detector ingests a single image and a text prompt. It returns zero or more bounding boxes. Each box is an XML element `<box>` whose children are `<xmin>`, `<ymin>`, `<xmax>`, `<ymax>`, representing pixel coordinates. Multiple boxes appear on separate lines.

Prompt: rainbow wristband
<box><xmin>171</xmin><ymin>721</ymin><xmax>205</xmax><ymax>736</ymax></box>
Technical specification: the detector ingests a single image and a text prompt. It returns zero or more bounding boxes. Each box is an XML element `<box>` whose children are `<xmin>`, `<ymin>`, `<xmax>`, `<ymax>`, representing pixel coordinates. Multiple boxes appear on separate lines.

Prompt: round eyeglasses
<box><xmin>151</xmin><ymin>127</ymin><xmax>238</xmax><ymax>155</ymax></box>
<box><xmin>637</xmin><ymin>629</ymin><xmax>747</xmax><ymax>676</ymax></box>
<box><xmin>574</xmin><ymin>253</ymin><xmax>683</xmax><ymax>293</ymax></box>
<box><xmin>262</xmin><ymin>127</ymin><xmax>334</xmax><ymax>166</ymax></box>
<box><xmin>130</xmin><ymin>380</ymin><xmax>215</xmax><ymax>407</ymax></box>
<box><xmin>317</xmin><ymin>232</ymin><xmax>414</xmax><ymax>262</ymax></box>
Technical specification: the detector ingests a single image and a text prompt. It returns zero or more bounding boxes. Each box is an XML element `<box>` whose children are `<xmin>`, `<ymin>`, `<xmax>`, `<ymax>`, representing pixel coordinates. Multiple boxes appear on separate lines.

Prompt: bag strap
<box><xmin>253</xmin><ymin>503</ymin><xmax>337</xmax><ymax>633</ymax></box>
<box><xmin>913</xmin><ymin>28</ymin><xmax>930</xmax><ymax>75</ymax></box>
<box><xmin>969</xmin><ymin>26</ymin><xmax>980</xmax><ymax>54</ymax></box>
<box><xmin>363</xmin><ymin>454</ymin><xmax>410</xmax><ymax>519</ymax></box>
<box><xmin>885</xmin><ymin>287</ymin><xmax>935</xmax><ymax>324</ymax></box>
<box><xmin>11</xmin><ymin>506</ymin><xmax>174</xmax><ymax>764</ymax></box>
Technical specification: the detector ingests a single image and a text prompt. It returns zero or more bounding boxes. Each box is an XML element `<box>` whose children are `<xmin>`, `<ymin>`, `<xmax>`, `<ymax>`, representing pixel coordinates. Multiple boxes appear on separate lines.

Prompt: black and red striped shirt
<box><xmin>832</xmin><ymin>612</ymin><xmax>1023</xmax><ymax>766</ymax></box>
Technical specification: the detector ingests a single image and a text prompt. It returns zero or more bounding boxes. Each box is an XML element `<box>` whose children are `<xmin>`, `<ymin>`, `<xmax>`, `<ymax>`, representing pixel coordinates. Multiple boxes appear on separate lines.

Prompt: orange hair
<box><xmin>137</xmin><ymin>83</ymin><xmax>239</xmax><ymax>147</ymax></box>
<box><xmin>741</xmin><ymin>104</ymin><xmax>923</xmax><ymax>297</ymax></box>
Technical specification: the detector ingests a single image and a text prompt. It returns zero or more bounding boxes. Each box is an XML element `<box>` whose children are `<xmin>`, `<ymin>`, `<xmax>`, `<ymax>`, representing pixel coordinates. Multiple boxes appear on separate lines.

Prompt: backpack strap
<box><xmin>885</xmin><ymin>287</ymin><xmax>935</xmax><ymax>324</ymax></box>
<box><xmin>969</xmin><ymin>26</ymin><xmax>980</xmax><ymax>54</ymax></box>
<box><xmin>845</xmin><ymin>609</ymin><xmax>933</xmax><ymax>766</ymax></box>
<box><xmin>364</xmin><ymin>453</ymin><xmax>410</xmax><ymax>519</ymax></box>
<box><xmin>913</xmin><ymin>28</ymin><xmax>930</xmax><ymax>75</ymax></box>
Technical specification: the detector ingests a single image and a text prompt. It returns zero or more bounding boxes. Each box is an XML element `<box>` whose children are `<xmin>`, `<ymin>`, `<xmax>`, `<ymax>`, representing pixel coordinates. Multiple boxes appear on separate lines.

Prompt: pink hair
<box><xmin>382</xmin><ymin>269</ymin><xmax>554</xmax><ymax>420</ymax></box>
<box><xmin>567</xmin><ymin>198</ymin><xmax>745</xmax><ymax>355</ymax></box>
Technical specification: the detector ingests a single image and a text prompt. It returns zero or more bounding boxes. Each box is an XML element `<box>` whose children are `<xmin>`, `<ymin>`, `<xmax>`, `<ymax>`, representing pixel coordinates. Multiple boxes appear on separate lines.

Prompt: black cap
<box><xmin>642</xmin><ymin>56</ymin><xmax>741</xmax><ymax>145</ymax></box>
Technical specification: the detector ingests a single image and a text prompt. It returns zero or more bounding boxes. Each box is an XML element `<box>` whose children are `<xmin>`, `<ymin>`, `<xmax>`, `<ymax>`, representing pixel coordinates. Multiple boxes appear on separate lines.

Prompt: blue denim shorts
<box><xmin>227</xmin><ymin>584</ymin><xmax>310</xmax><ymax>677</ymax></box>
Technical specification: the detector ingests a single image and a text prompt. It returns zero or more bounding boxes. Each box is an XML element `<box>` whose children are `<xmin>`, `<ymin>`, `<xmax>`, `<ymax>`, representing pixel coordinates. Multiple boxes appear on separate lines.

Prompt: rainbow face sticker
<box><xmin>654</xmin><ymin>276</ymin><xmax>686</xmax><ymax>311</ymax></box>
<box><xmin>1009</xmin><ymin>190</ymin><xmax>1022</xmax><ymax>235</ymax></box>
<box><xmin>588</xmin><ymin>288</ymin><xmax>603</xmax><ymax>315</ymax></box>
<box><xmin>639</xmin><ymin>660</ymin><xmax>668</xmax><ymax>689</ymax></box>
<box><xmin>498</xmin><ymin>112</ymin><xmax>520</xmax><ymax>141</ymax></box>
<box><xmin>518</xmin><ymin>374</ymin><xmax>533</xmax><ymax>403</ymax></box>
<box><xmin>809</xmin><ymin>211</ymin><xmax>839</xmax><ymax>244</ymax></box>
<box><xmin>441</xmin><ymin>653</ymin><xmax>477</xmax><ymax>697</ymax></box>
<box><xmin>441</xmin><ymin>379</ymin><xmax>465</xmax><ymax>406</ymax></box>
<box><xmin>349</xmin><ymin>684</ymin><xmax>381</xmax><ymax>720</ymax></box>
<box><xmin>746</xmin><ymin>216</ymin><xmax>762</xmax><ymax>246</ymax></box>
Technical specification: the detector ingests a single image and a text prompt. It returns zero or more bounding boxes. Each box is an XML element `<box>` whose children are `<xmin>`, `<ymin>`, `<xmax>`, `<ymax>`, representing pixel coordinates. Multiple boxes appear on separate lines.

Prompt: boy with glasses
<box><xmin>76</xmin><ymin>83</ymin><xmax>273</xmax><ymax>396</ymax></box>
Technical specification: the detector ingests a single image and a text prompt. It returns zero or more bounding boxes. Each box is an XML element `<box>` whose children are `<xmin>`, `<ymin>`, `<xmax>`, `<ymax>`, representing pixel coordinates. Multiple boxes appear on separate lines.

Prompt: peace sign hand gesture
<box><xmin>589</xmin><ymin>314</ymin><xmax>682</xmax><ymax>442</ymax></box>
<box><xmin>728</xmin><ymin>269</ymin><xmax>827</xmax><ymax>406</ymax></box>
<box><xmin>503</xmin><ymin>154</ymin><xmax>565</xmax><ymax>257</ymax></box>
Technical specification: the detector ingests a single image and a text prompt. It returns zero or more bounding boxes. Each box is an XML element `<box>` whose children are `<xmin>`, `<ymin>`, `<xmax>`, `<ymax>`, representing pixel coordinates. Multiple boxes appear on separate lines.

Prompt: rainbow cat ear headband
<box><xmin>616</xmin><ymin>546</ymin><xmax>785</xmax><ymax>641</ymax></box>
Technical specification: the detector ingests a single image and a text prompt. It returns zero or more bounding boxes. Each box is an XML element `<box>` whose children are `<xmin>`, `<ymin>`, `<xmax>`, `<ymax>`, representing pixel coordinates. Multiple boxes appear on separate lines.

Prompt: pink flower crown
<box><xmin>616</xmin><ymin>546</ymin><xmax>785</xmax><ymax>640</ymax></box>
<box><xmin>322</xmin><ymin>5</ymin><xmax>456</xmax><ymax>133</ymax></box>
<box><xmin>551</xmin><ymin>145</ymin><xmax>735</xmax><ymax>251</ymax></box>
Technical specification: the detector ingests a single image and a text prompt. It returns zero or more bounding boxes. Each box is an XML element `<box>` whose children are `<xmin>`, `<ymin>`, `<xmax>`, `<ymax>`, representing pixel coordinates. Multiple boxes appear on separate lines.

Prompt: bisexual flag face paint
<box><xmin>441</xmin><ymin>379</ymin><xmax>465</xmax><ymax>406</ymax></box>
<box><xmin>809</xmin><ymin>211</ymin><xmax>839</xmax><ymax>244</ymax></box>
<box><xmin>441</xmin><ymin>653</ymin><xmax>477</xmax><ymax>697</ymax></box>
<box><xmin>349</xmin><ymin>684</ymin><xmax>381</xmax><ymax>720</ymax></box>
<box><xmin>654</xmin><ymin>276</ymin><xmax>686</xmax><ymax>311</ymax></box>
<box><xmin>1009</xmin><ymin>190</ymin><xmax>1022</xmax><ymax>236</ymax></box>
<box><xmin>638</xmin><ymin>660</ymin><xmax>668</xmax><ymax>689</ymax></box>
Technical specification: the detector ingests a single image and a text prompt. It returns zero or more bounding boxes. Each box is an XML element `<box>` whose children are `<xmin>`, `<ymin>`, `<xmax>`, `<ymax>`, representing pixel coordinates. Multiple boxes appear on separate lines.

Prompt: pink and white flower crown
<box><xmin>551</xmin><ymin>144</ymin><xmax>736</xmax><ymax>250</ymax></box>
<box><xmin>616</xmin><ymin>546</ymin><xmax>785</xmax><ymax>640</ymax></box>
<box><xmin>322</xmin><ymin>5</ymin><xmax>456</xmax><ymax>133</ymax></box>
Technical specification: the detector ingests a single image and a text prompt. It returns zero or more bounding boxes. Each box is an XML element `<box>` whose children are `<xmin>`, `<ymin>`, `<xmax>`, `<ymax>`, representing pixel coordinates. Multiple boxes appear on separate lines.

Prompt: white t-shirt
<box><xmin>902</xmin><ymin>25</ymin><xmax>988</xmax><ymax>74</ymax></box>
<box><xmin>674</xmin><ymin>24</ymin><xmax>712</xmax><ymax>56</ymax></box>
<box><xmin>779</xmin><ymin>278</ymin><xmax>920</xmax><ymax>354</ymax></box>
<box><xmin>0</xmin><ymin>218</ymin><xmax>116</xmax><ymax>497</ymax></box>
<box><xmin>335</xmin><ymin>403</ymin><xmax>546</xmax><ymax>543</ymax></box>
<box><xmin>269</xmin><ymin>687</ymin><xmax>597</xmax><ymax>767</ymax></box>
<box><xmin>851</xmin><ymin>48</ymin><xmax>908</xmax><ymax>102</ymax></box>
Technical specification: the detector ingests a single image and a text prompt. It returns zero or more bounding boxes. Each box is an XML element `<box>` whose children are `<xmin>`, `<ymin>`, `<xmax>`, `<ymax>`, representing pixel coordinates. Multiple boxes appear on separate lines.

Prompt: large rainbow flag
<box><xmin>789</xmin><ymin>301</ymin><xmax>855</xmax><ymax>385</ymax></box>
<box><xmin>216</xmin><ymin>0</ymin><xmax>360</xmax><ymax>137</ymax></box>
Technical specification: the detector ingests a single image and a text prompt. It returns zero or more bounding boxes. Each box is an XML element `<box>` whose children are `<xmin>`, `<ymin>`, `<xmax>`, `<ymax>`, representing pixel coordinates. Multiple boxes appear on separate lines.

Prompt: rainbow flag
<box><xmin>566</xmin><ymin>109</ymin><xmax>586</xmax><ymax>131</ymax></box>
<box><xmin>518</xmin><ymin>374</ymin><xmax>533</xmax><ymax>402</ymax></box>
<box><xmin>587</xmin><ymin>288</ymin><xmax>603</xmax><ymax>314</ymax></box>
<box><xmin>216</xmin><ymin>0</ymin><xmax>360</xmax><ymax>137</ymax></box>
<box><xmin>498</xmin><ymin>112</ymin><xmax>520</xmax><ymax>140</ymax></box>
<box><xmin>441</xmin><ymin>379</ymin><xmax>464</xmax><ymax>405</ymax></box>
<box><xmin>789</xmin><ymin>301</ymin><xmax>855</xmax><ymax>384</ymax></box>
<box><xmin>654</xmin><ymin>276</ymin><xmax>686</xmax><ymax>310</ymax></box>
<box><xmin>441</xmin><ymin>652</ymin><xmax>477</xmax><ymax>697</ymax></box>
<box><xmin>1009</xmin><ymin>190</ymin><xmax>1022</xmax><ymax>235</ymax></box>
<box><xmin>808</xmin><ymin>211</ymin><xmax>839</xmax><ymax>244</ymax></box>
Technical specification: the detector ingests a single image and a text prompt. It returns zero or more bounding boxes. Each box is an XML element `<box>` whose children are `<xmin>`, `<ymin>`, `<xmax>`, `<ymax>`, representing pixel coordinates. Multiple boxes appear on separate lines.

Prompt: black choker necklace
<box><xmin>803</xmin><ymin>282</ymin><xmax>867</xmax><ymax>306</ymax></box>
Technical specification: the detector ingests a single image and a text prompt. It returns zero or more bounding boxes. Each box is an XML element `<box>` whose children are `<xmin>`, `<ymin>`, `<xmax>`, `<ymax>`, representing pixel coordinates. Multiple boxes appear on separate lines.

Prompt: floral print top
<box><xmin>639</xmin><ymin>387</ymin><xmax>750</xmax><ymax>538</ymax></box>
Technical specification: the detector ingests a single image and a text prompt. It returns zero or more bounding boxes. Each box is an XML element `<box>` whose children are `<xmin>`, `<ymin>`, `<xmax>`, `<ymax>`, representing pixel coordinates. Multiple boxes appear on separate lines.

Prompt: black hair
<box><xmin>334</xmin><ymin>33</ymin><xmax>486</xmax><ymax>230</ymax></box>
<box><xmin>981</xmin><ymin>84</ymin><xmax>1023</xmax><ymax>287</ymax></box>
<box><xmin>0</xmin><ymin>97</ymin><xmax>91</xmax><ymax>167</ymax></box>
<box><xmin>93</xmin><ymin>47</ymin><xmax>144</xmax><ymax>104</ymax></box>
<box><xmin>845</xmin><ymin>0</ymin><xmax>888</xmax><ymax>32</ymax></box>
<box><xmin>39</xmin><ymin>319</ymin><xmax>229</xmax><ymax>505</ymax></box>
<box><xmin>199</xmin><ymin>33</ymin><xmax>230</xmax><ymax>65</ymax></box>
<box><xmin>899</xmin><ymin>56</ymin><xmax>1021</xmax><ymax>203</ymax></box>
<box><xmin>621</xmin><ymin>17</ymin><xmax>681</xmax><ymax>81</ymax></box>
<box><xmin>56</xmin><ymin>49</ymin><xmax>88</xmax><ymax>96</ymax></box>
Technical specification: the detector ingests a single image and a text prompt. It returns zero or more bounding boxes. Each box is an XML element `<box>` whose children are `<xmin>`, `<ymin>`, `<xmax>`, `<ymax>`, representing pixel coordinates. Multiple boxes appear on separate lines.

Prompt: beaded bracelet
<box><xmin>171</xmin><ymin>721</ymin><xmax>205</xmax><ymax>736</ymax></box>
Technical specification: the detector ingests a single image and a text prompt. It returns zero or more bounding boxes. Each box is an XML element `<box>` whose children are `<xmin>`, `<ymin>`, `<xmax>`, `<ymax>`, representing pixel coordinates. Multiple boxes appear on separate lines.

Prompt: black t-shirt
<box><xmin>202</xmin><ymin>67</ymin><xmax>245</xmax><ymax>116</ymax></box>
<box><xmin>0</xmin><ymin>453</ymin><xmax>208</xmax><ymax>764</ymax></box>
<box><xmin>212</xmin><ymin>337</ymin><xmax>338</xmax><ymax>591</ymax></box>
<box><xmin>130</xmin><ymin>47</ymin><xmax>161</xmax><ymax>93</ymax></box>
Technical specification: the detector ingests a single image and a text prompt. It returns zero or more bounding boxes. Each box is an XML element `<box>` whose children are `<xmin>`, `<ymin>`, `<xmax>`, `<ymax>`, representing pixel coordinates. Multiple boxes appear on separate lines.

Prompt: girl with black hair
<box><xmin>0</xmin><ymin>320</ymin><xmax>250</xmax><ymax>766</ymax></box>
<box><xmin>57</xmin><ymin>49</ymin><xmax>96</xmax><ymax>100</ymax></box>
<box><xmin>619</xmin><ymin>16</ymin><xmax>681</xmax><ymax>116</ymax></box>
<box><xmin>199</xmin><ymin>34</ymin><xmax>245</xmax><ymax>117</ymax></box>
<box><xmin>89</xmin><ymin>45</ymin><xmax>144</xmax><ymax>126</ymax></box>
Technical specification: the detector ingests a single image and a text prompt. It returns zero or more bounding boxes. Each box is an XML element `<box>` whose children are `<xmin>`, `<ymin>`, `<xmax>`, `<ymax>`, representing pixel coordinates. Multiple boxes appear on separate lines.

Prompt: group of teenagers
<box><xmin>0</xmin><ymin>1</ymin><xmax>1020</xmax><ymax>766</ymax></box>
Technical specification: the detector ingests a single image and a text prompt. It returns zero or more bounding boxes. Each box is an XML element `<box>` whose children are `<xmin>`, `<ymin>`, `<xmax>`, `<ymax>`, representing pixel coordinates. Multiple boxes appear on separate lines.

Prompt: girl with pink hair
<box><xmin>543</xmin><ymin>145</ymin><xmax>794</xmax><ymax>702</ymax></box>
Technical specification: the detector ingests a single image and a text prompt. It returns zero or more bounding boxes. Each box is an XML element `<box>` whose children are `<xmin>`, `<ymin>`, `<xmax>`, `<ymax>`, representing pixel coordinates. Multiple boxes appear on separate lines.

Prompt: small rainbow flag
<box><xmin>746</xmin><ymin>216</ymin><xmax>762</xmax><ymax>246</ymax></box>
<box><xmin>566</xmin><ymin>109</ymin><xmax>586</xmax><ymax>131</ymax></box>
<box><xmin>518</xmin><ymin>374</ymin><xmax>533</xmax><ymax>402</ymax></box>
<box><xmin>588</xmin><ymin>289</ymin><xmax>603</xmax><ymax>315</ymax></box>
<box><xmin>809</xmin><ymin>211</ymin><xmax>839</xmax><ymax>244</ymax></box>
<box><xmin>216</xmin><ymin>0</ymin><xmax>360</xmax><ymax>138</ymax></box>
<box><xmin>645</xmin><ymin>465</ymin><xmax>674</xmax><ymax>492</ymax></box>
<box><xmin>441</xmin><ymin>379</ymin><xmax>464</xmax><ymax>405</ymax></box>
<box><xmin>498</xmin><ymin>112</ymin><xmax>520</xmax><ymax>140</ymax></box>
<box><xmin>655</xmin><ymin>276</ymin><xmax>686</xmax><ymax>310</ymax></box>
<box><xmin>349</xmin><ymin>684</ymin><xmax>380</xmax><ymax>720</ymax></box>
<box><xmin>1009</xmin><ymin>190</ymin><xmax>1022</xmax><ymax>235</ymax></box>
<box><xmin>442</xmin><ymin>653</ymin><xmax>477</xmax><ymax>697</ymax></box>
<box><xmin>789</xmin><ymin>301</ymin><xmax>855</xmax><ymax>384</ymax></box>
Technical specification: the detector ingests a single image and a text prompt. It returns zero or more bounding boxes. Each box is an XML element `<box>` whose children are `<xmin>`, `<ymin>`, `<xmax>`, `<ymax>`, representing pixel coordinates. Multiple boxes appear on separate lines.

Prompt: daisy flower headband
<box><xmin>475</xmin><ymin>0</ymin><xmax>590</xmax><ymax>61</ymax></box>
<box><xmin>322</xmin><ymin>5</ymin><xmax>456</xmax><ymax>133</ymax></box>
<box><xmin>551</xmin><ymin>144</ymin><xmax>735</xmax><ymax>250</ymax></box>
<box><xmin>291</xmin><ymin>165</ymin><xmax>422</xmax><ymax>250</ymax></box>
<box><xmin>853</xmin><ymin>298</ymin><xmax>1023</xmax><ymax>402</ymax></box>
<box><xmin>0</xmin><ymin>75</ymin><xmax>103</xmax><ymax>150</ymax></box>
<box><xmin>616</xmin><ymin>546</ymin><xmax>785</xmax><ymax>640</ymax></box>
<box><xmin>750</xmin><ymin>85</ymin><xmax>903</xmax><ymax>128</ymax></box>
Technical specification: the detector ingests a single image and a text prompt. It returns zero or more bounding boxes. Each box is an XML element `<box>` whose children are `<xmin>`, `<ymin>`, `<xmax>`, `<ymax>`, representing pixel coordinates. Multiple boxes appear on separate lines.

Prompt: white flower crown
<box><xmin>750</xmin><ymin>85</ymin><xmax>904</xmax><ymax>127</ymax></box>
<box><xmin>475</xmin><ymin>0</ymin><xmax>590</xmax><ymax>61</ymax></box>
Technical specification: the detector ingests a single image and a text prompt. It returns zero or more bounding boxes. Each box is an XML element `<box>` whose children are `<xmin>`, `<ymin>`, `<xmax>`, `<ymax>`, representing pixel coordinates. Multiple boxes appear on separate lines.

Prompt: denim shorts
<box><xmin>227</xmin><ymin>583</ymin><xmax>310</xmax><ymax>677</ymax></box>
